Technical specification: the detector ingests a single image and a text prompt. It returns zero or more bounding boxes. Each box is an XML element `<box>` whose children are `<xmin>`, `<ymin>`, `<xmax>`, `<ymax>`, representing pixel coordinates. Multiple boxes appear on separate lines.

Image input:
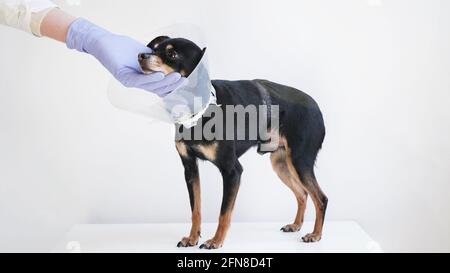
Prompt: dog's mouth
<box><xmin>138</xmin><ymin>53</ymin><xmax>175</xmax><ymax>75</ymax></box>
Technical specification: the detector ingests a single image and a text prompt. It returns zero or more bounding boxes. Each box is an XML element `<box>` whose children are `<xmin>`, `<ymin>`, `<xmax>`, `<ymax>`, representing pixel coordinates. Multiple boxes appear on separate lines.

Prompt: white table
<box><xmin>52</xmin><ymin>221</ymin><xmax>382</xmax><ymax>253</ymax></box>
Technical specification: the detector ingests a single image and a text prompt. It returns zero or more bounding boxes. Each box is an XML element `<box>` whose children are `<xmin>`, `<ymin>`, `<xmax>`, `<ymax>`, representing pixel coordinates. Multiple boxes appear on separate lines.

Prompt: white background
<box><xmin>1</xmin><ymin>0</ymin><xmax>449</xmax><ymax>252</ymax></box>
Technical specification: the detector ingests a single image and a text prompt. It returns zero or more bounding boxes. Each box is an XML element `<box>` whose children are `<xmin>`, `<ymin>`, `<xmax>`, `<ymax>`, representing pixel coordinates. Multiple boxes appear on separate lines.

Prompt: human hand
<box><xmin>65</xmin><ymin>18</ymin><xmax>186</xmax><ymax>97</ymax></box>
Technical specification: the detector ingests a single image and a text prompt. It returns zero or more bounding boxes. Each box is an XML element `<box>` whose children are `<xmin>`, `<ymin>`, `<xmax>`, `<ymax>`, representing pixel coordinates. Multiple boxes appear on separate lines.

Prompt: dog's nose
<box><xmin>139</xmin><ymin>53</ymin><xmax>151</xmax><ymax>60</ymax></box>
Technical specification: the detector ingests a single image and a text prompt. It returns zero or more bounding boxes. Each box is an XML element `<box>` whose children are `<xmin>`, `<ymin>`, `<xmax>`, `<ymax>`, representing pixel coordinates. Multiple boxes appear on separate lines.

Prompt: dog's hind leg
<box><xmin>285</xmin><ymin>143</ymin><xmax>328</xmax><ymax>243</ymax></box>
<box><xmin>200</xmin><ymin>160</ymin><xmax>242</xmax><ymax>249</ymax></box>
<box><xmin>270</xmin><ymin>147</ymin><xmax>308</xmax><ymax>232</ymax></box>
<box><xmin>176</xmin><ymin>142</ymin><xmax>202</xmax><ymax>247</ymax></box>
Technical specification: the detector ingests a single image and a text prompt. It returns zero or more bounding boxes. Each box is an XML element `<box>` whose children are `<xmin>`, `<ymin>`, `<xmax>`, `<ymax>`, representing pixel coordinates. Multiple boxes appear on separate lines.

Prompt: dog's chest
<box><xmin>176</xmin><ymin>141</ymin><xmax>218</xmax><ymax>162</ymax></box>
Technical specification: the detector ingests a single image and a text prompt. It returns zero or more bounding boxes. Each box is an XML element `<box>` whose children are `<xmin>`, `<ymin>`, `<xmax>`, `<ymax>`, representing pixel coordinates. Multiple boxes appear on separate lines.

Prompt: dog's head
<box><xmin>138</xmin><ymin>36</ymin><xmax>206</xmax><ymax>77</ymax></box>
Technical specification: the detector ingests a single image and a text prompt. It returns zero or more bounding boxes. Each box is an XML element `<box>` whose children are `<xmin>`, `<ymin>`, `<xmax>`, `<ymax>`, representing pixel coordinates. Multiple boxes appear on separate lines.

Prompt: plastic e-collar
<box><xmin>107</xmin><ymin>25</ymin><xmax>216</xmax><ymax>128</ymax></box>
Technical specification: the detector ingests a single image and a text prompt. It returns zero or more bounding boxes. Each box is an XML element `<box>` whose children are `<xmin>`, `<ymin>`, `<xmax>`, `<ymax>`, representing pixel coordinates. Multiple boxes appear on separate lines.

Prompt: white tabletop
<box><xmin>52</xmin><ymin>221</ymin><xmax>382</xmax><ymax>253</ymax></box>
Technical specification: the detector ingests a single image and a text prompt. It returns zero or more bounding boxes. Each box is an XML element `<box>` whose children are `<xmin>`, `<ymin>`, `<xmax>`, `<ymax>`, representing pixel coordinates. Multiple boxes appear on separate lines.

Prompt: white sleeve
<box><xmin>0</xmin><ymin>0</ymin><xmax>57</xmax><ymax>36</ymax></box>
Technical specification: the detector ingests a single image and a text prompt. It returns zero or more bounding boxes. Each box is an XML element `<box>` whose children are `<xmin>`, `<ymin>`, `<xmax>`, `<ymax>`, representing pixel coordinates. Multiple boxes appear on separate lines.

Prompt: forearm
<box><xmin>0</xmin><ymin>0</ymin><xmax>186</xmax><ymax>94</ymax></box>
<box><xmin>40</xmin><ymin>8</ymin><xmax>75</xmax><ymax>42</ymax></box>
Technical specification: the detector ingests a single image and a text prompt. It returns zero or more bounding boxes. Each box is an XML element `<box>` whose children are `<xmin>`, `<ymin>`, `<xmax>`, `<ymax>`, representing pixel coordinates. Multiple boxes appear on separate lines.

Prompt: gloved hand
<box><xmin>66</xmin><ymin>18</ymin><xmax>185</xmax><ymax>97</ymax></box>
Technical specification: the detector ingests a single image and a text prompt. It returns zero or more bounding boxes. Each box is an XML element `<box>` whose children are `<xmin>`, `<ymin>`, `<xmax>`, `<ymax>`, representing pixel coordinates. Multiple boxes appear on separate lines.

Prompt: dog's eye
<box><xmin>167</xmin><ymin>49</ymin><xmax>178</xmax><ymax>59</ymax></box>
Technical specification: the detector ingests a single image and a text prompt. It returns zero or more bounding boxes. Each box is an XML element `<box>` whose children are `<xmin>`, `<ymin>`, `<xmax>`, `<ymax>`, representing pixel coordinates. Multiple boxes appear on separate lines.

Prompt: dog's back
<box><xmin>212</xmin><ymin>79</ymin><xmax>325</xmax><ymax>157</ymax></box>
<box><xmin>251</xmin><ymin>79</ymin><xmax>326</xmax><ymax>159</ymax></box>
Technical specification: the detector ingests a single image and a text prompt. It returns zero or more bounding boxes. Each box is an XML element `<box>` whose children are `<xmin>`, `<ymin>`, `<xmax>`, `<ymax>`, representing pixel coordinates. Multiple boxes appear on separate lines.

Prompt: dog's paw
<box><xmin>280</xmin><ymin>224</ymin><xmax>301</xmax><ymax>232</ymax></box>
<box><xmin>177</xmin><ymin>236</ymin><xmax>199</xmax><ymax>247</ymax></box>
<box><xmin>199</xmin><ymin>239</ymin><xmax>222</xmax><ymax>250</ymax></box>
<box><xmin>301</xmin><ymin>233</ymin><xmax>321</xmax><ymax>243</ymax></box>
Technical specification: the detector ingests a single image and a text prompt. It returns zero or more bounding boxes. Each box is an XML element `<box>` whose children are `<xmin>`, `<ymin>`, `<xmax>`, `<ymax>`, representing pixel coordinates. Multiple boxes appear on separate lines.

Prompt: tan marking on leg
<box><xmin>200</xmin><ymin>177</ymin><xmax>239</xmax><ymax>249</ymax></box>
<box><xmin>200</xmin><ymin>210</ymin><xmax>232</xmax><ymax>249</ymax></box>
<box><xmin>178</xmin><ymin>175</ymin><xmax>202</xmax><ymax>247</ymax></box>
<box><xmin>284</xmin><ymin>142</ymin><xmax>326</xmax><ymax>242</ymax></box>
<box><xmin>213</xmin><ymin>210</ymin><xmax>232</xmax><ymax>242</ymax></box>
<box><xmin>271</xmin><ymin>148</ymin><xmax>307</xmax><ymax>232</ymax></box>
<box><xmin>299</xmin><ymin>172</ymin><xmax>327</xmax><ymax>242</ymax></box>
<box><xmin>175</xmin><ymin>141</ymin><xmax>188</xmax><ymax>157</ymax></box>
<box><xmin>190</xmin><ymin>177</ymin><xmax>201</xmax><ymax>239</ymax></box>
<box><xmin>195</xmin><ymin>142</ymin><xmax>218</xmax><ymax>161</ymax></box>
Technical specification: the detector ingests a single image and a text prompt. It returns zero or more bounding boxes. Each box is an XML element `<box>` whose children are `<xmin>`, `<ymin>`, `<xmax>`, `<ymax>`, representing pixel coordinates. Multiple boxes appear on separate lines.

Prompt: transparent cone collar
<box><xmin>161</xmin><ymin>50</ymin><xmax>216</xmax><ymax>127</ymax></box>
<box><xmin>107</xmin><ymin>50</ymin><xmax>216</xmax><ymax>128</ymax></box>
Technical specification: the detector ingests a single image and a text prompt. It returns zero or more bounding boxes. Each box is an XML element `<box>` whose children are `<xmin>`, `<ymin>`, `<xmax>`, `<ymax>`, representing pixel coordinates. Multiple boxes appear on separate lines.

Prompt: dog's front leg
<box><xmin>176</xmin><ymin>143</ymin><xmax>201</xmax><ymax>247</ymax></box>
<box><xmin>200</xmin><ymin>160</ymin><xmax>242</xmax><ymax>249</ymax></box>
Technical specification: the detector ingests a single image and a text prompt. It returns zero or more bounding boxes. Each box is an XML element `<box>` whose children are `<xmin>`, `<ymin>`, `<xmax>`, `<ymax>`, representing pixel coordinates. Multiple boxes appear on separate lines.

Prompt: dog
<box><xmin>138</xmin><ymin>36</ymin><xmax>328</xmax><ymax>249</ymax></box>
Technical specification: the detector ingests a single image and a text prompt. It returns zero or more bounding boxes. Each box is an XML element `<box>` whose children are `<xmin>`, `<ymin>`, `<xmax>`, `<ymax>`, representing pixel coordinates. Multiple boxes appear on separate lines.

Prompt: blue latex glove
<box><xmin>66</xmin><ymin>18</ymin><xmax>185</xmax><ymax>97</ymax></box>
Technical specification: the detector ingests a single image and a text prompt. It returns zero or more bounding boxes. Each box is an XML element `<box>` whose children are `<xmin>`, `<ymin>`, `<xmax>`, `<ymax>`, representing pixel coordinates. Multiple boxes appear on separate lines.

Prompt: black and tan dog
<box><xmin>138</xmin><ymin>36</ymin><xmax>328</xmax><ymax>249</ymax></box>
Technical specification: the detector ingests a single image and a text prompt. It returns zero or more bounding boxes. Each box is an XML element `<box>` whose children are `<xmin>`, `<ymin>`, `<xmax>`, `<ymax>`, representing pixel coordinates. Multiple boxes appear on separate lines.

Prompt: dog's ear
<box><xmin>147</xmin><ymin>36</ymin><xmax>171</xmax><ymax>50</ymax></box>
<box><xmin>201</xmin><ymin>47</ymin><xmax>207</xmax><ymax>56</ymax></box>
